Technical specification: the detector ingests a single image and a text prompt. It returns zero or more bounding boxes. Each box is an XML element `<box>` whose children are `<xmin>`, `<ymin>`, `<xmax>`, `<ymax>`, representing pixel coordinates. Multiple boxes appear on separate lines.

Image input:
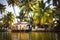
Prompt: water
<box><xmin>0</xmin><ymin>32</ymin><xmax>60</xmax><ymax>40</ymax></box>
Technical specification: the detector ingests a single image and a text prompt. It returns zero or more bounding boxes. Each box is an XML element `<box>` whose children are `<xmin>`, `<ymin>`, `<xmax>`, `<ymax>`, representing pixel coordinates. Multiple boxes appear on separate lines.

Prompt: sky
<box><xmin>0</xmin><ymin>0</ymin><xmax>20</xmax><ymax>16</ymax></box>
<box><xmin>0</xmin><ymin>0</ymin><xmax>20</xmax><ymax>23</ymax></box>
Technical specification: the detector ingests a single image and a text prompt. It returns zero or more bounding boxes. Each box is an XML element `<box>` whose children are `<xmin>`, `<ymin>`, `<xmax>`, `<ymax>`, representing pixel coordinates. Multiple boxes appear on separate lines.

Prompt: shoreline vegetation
<box><xmin>0</xmin><ymin>27</ymin><xmax>60</xmax><ymax>32</ymax></box>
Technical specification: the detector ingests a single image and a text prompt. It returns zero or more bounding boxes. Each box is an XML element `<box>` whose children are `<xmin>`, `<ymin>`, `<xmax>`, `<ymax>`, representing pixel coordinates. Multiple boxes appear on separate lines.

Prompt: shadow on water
<box><xmin>0</xmin><ymin>32</ymin><xmax>60</xmax><ymax>40</ymax></box>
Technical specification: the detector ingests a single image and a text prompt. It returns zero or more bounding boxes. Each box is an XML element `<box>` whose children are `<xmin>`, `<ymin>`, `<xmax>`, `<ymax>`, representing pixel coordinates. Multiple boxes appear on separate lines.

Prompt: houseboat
<box><xmin>12</xmin><ymin>22</ymin><xmax>32</xmax><ymax>32</ymax></box>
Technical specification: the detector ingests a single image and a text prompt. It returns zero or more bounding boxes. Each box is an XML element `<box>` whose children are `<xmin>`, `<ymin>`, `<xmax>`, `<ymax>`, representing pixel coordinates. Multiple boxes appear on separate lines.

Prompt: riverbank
<box><xmin>0</xmin><ymin>30</ymin><xmax>60</xmax><ymax>32</ymax></box>
<box><xmin>10</xmin><ymin>29</ymin><xmax>60</xmax><ymax>32</ymax></box>
<box><xmin>0</xmin><ymin>28</ymin><xmax>60</xmax><ymax>32</ymax></box>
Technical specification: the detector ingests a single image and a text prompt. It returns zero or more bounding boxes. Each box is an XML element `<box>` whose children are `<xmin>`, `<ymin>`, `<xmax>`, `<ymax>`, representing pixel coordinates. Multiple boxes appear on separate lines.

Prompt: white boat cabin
<box><xmin>12</xmin><ymin>22</ymin><xmax>31</xmax><ymax>30</ymax></box>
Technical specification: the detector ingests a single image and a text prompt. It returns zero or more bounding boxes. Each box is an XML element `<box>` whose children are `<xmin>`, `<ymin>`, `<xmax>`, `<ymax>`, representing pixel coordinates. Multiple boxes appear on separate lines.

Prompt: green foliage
<box><xmin>53</xmin><ymin>0</ymin><xmax>58</xmax><ymax>6</ymax></box>
<box><xmin>47</xmin><ymin>0</ymin><xmax>51</xmax><ymax>4</ymax></box>
<box><xmin>32</xmin><ymin>0</ymin><xmax>53</xmax><ymax>25</ymax></box>
<box><xmin>3</xmin><ymin>12</ymin><xmax>15</xmax><ymax>26</ymax></box>
<box><xmin>7</xmin><ymin>0</ymin><xmax>20</xmax><ymax>17</ymax></box>
<box><xmin>0</xmin><ymin>3</ymin><xmax>6</xmax><ymax>14</ymax></box>
<box><xmin>0</xmin><ymin>22</ymin><xmax>3</xmax><ymax>27</ymax></box>
<box><xmin>7</xmin><ymin>0</ymin><xmax>20</xmax><ymax>6</ymax></box>
<box><xmin>17</xmin><ymin>0</ymin><xmax>54</xmax><ymax>26</ymax></box>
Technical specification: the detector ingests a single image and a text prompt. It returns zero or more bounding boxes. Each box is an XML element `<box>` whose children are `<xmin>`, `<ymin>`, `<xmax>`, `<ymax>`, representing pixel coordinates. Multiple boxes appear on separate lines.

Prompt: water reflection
<box><xmin>0</xmin><ymin>32</ymin><xmax>60</xmax><ymax>40</ymax></box>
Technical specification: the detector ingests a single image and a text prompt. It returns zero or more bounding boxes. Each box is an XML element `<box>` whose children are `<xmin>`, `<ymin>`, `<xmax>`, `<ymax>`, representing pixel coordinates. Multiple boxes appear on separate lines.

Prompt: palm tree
<box><xmin>15</xmin><ymin>0</ymin><xmax>39</xmax><ymax>22</ymax></box>
<box><xmin>17</xmin><ymin>5</ymin><xmax>32</xmax><ymax>21</ymax></box>
<box><xmin>35</xmin><ymin>0</ymin><xmax>52</xmax><ymax>25</ymax></box>
<box><xmin>0</xmin><ymin>3</ymin><xmax>6</xmax><ymax>22</ymax></box>
<box><xmin>53</xmin><ymin>0</ymin><xmax>60</xmax><ymax>6</ymax></box>
<box><xmin>3</xmin><ymin>12</ymin><xmax>15</xmax><ymax>27</ymax></box>
<box><xmin>16</xmin><ymin>0</ymin><xmax>54</xmax><ymax>28</ymax></box>
<box><xmin>16</xmin><ymin>0</ymin><xmax>35</xmax><ymax>21</ymax></box>
<box><xmin>19</xmin><ymin>0</ymin><xmax>39</xmax><ymax>11</ymax></box>
<box><xmin>47</xmin><ymin>0</ymin><xmax>60</xmax><ymax>11</ymax></box>
<box><xmin>6</xmin><ymin>0</ymin><xmax>21</xmax><ymax>22</ymax></box>
<box><xmin>18</xmin><ymin>0</ymin><xmax>53</xmax><ymax>25</ymax></box>
<box><xmin>6</xmin><ymin>0</ymin><xmax>20</xmax><ymax>16</ymax></box>
<box><xmin>0</xmin><ymin>3</ymin><xmax>6</xmax><ymax>14</ymax></box>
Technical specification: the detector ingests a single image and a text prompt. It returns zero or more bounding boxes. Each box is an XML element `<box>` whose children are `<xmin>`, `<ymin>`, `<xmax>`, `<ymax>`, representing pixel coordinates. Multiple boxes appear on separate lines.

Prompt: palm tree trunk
<box><xmin>12</xmin><ymin>6</ymin><xmax>16</xmax><ymax>16</ymax></box>
<box><xmin>1</xmin><ymin>10</ymin><xmax>2</xmax><ymax>14</ymax></box>
<box><xmin>12</xmin><ymin>6</ymin><xmax>19</xmax><ymax>22</ymax></box>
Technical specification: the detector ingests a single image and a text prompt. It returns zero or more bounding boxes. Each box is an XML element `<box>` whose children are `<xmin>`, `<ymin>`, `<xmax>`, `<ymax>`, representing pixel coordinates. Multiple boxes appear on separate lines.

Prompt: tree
<box><xmin>0</xmin><ymin>3</ymin><xmax>6</xmax><ymax>14</ymax></box>
<box><xmin>16</xmin><ymin>0</ymin><xmax>35</xmax><ymax>21</ymax></box>
<box><xmin>31</xmin><ymin>0</ymin><xmax>53</xmax><ymax>26</ymax></box>
<box><xmin>17</xmin><ymin>5</ymin><xmax>32</xmax><ymax>21</ymax></box>
<box><xmin>46</xmin><ymin>0</ymin><xmax>60</xmax><ymax>11</ymax></box>
<box><xmin>3</xmin><ymin>12</ymin><xmax>15</xmax><ymax>27</ymax></box>
<box><xmin>0</xmin><ymin>22</ymin><xmax>3</xmax><ymax>27</ymax></box>
<box><xmin>6</xmin><ymin>0</ymin><xmax>21</xmax><ymax>22</ymax></box>
<box><xmin>0</xmin><ymin>3</ymin><xmax>6</xmax><ymax>23</ymax></box>
<box><xmin>18</xmin><ymin>0</ymin><xmax>53</xmax><ymax>27</ymax></box>
<box><xmin>7</xmin><ymin>0</ymin><xmax>20</xmax><ymax>16</ymax></box>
